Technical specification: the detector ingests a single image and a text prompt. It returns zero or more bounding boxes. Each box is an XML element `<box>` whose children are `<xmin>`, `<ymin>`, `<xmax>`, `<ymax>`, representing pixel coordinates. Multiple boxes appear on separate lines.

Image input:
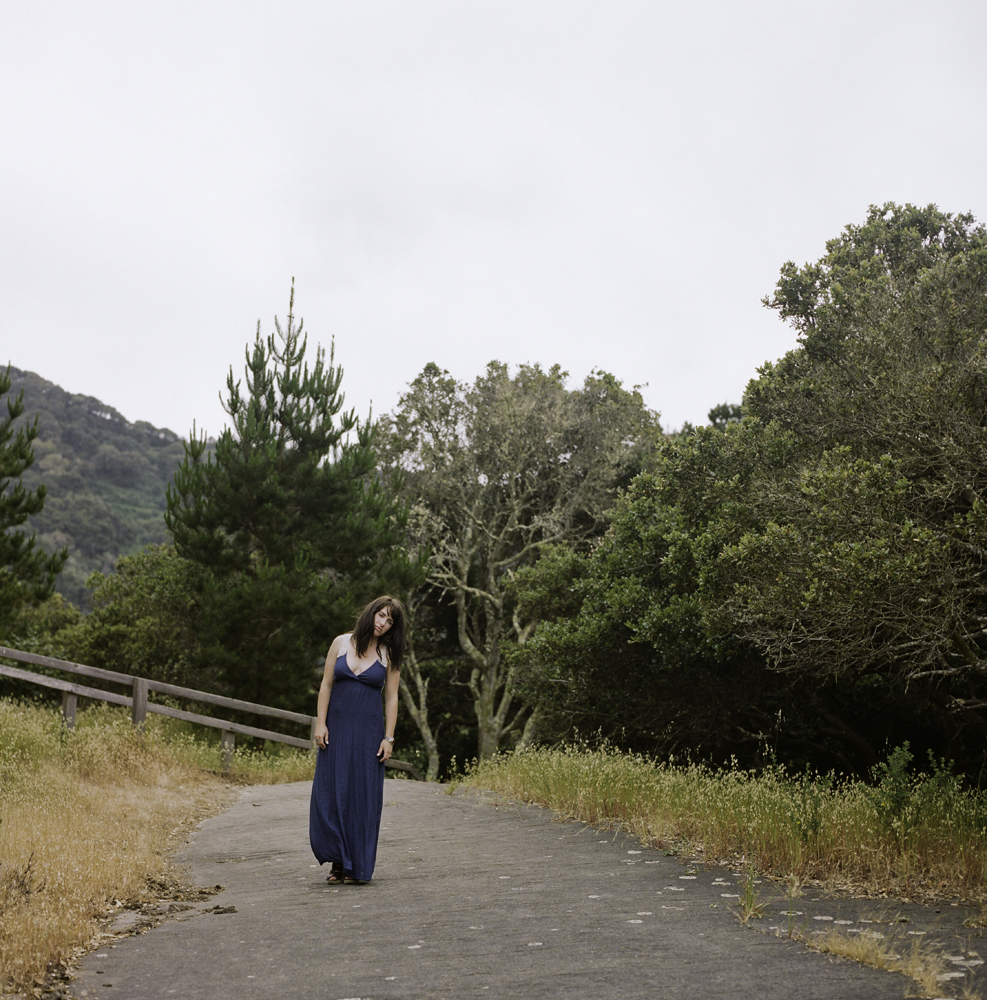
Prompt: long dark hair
<box><xmin>352</xmin><ymin>595</ymin><xmax>405</xmax><ymax>671</ymax></box>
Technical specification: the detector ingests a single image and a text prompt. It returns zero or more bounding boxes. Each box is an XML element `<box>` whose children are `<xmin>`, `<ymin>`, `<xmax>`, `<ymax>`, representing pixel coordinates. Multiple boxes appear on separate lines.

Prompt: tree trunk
<box><xmin>476</xmin><ymin>717</ymin><xmax>502</xmax><ymax>760</ymax></box>
<box><xmin>475</xmin><ymin>664</ymin><xmax>504</xmax><ymax>760</ymax></box>
<box><xmin>398</xmin><ymin>650</ymin><xmax>441</xmax><ymax>781</ymax></box>
<box><xmin>515</xmin><ymin>708</ymin><xmax>540</xmax><ymax>750</ymax></box>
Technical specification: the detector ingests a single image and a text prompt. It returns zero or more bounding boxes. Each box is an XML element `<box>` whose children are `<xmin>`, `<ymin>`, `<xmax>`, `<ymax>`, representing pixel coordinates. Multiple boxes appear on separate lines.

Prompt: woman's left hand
<box><xmin>377</xmin><ymin>739</ymin><xmax>393</xmax><ymax>762</ymax></box>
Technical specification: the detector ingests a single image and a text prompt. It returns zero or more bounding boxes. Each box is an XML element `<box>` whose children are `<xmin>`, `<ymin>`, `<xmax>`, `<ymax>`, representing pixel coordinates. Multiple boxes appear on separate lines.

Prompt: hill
<box><xmin>8</xmin><ymin>366</ymin><xmax>187</xmax><ymax>607</ymax></box>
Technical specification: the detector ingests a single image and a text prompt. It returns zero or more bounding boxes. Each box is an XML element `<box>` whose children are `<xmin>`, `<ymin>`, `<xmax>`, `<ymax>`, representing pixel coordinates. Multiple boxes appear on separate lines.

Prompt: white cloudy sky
<box><xmin>2</xmin><ymin>1</ymin><xmax>985</xmax><ymax>437</ymax></box>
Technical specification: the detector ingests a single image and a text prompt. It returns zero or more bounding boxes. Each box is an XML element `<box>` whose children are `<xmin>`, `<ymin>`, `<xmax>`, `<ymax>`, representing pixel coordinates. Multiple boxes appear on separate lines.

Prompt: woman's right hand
<box><xmin>314</xmin><ymin>721</ymin><xmax>328</xmax><ymax>749</ymax></box>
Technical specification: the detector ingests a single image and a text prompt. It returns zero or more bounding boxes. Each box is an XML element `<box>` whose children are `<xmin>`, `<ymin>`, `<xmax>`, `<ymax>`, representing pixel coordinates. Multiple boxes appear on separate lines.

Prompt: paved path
<box><xmin>71</xmin><ymin>781</ymin><xmax>945</xmax><ymax>1000</ymax></box>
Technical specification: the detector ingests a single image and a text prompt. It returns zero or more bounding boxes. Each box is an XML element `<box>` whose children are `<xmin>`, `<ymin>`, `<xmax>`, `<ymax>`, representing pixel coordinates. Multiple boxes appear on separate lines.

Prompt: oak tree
<box><xmin>381</xmin><ymin>361</ymin><xmax>660</xmax><ymax>762</ymax></box>
<box><xmin>731</xmin><ymin>204</ymin><xmax>987</xmax><ymax>688</ymax></box>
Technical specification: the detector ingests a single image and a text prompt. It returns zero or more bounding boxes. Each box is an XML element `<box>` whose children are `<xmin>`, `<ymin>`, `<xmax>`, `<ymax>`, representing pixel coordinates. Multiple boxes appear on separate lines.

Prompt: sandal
<box><xmin>326</xmin><ymin>864</ymin><xmax>344</xmax><ymax>884</ymax></box>
<box><xmin>343</xmin><ymin>874</ymin><xmax>367</xmax><ymax>885</ymax></box>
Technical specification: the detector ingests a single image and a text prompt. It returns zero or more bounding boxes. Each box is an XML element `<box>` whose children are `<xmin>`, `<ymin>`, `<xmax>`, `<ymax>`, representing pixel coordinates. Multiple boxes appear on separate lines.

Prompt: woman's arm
<box><xmin>377</xmin><ymin>666</ymin><xmax>400</xmax><ymax>762</ymax></box>
<box><xmin>314</xmin><ymin>635</ymin><xmax>343</xmax><ymax>749</ymax></box>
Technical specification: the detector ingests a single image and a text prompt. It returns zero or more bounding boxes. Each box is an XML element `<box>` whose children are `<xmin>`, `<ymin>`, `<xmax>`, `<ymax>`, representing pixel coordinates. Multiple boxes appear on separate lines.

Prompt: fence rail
<box><xmin>0</xmin><ymin>645</ymin><xmax>423</xmax><ymax>780</ymax></box>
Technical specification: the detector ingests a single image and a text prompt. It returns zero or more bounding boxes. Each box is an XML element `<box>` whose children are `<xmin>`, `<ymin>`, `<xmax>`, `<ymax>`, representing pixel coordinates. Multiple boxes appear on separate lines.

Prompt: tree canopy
<box><xmin>381</xmin><ymin>360</ymin><xmax>661</xmax><ymax>762</ymax></box>
<box><xmin>165</xmin><ymin>287</ymin><xmax>412</xmax><ymax>710</ymax></box>
<box><xmin>0</xmin><ymin>366</ymin><xmax>66</xmax><ymax>634</ymax></box>
<box><xmin>516</xmin><ymin>204</ymin><xmax>987</xmax><ymax>777</ymax></box>
<box><xmin>167</xmin><ymin>288</ymin><xmax>395</xmax><ymax>578</ymax></box>
<box><xmin>73</xmin><ymin>544</ymin><xmax>207</xmax><ymax>688</ymax></box>
<box><xmin>731</xmin><ymin>203</ymin><xmax>987</xmax><ymax>688</ymax></box>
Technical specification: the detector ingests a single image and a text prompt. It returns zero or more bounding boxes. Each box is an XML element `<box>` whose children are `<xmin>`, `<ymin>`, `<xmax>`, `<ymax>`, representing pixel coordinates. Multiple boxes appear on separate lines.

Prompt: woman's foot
<box><xmin>326</xmin><ymin>864</ymin><xmax>344</xmax><ymax>884</ymax></box>
<box><xmin>343</xmin><ymin>874</ymin><xmax>367</xmax><ymax>885</ymax></box>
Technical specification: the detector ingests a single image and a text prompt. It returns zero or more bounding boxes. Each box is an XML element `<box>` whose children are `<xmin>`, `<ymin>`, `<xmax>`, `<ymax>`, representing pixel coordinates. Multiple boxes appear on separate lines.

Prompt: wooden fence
<box><xmin>0</xmin><ymin>645</ymin><xmax>423</xmax><ymax>780</ymax></box>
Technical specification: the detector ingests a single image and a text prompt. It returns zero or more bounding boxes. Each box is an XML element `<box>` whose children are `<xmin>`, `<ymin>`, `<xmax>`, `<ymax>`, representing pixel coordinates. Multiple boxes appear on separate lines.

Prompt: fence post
<box><xmin>221</xmin><ymin>729</ymin><xmax>235</xmax><ymax>773</ymax></box>
<box><xmin>131</xmin><ymin>676</ymin><xmax>148</xmax><ymax>731</ymax></box>
<box><xmin>62</xmin><ymin>691</ymin><xmax>77</xmax><ymax>729</ymax></box>
<box><xmin>310</xmin><ymin>716</ymin><xmax>319</xmax><ymax>748</ymax></box>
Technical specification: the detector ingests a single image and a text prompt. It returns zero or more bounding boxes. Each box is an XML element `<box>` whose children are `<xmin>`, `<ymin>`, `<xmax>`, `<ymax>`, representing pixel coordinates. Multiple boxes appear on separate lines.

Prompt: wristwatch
<box><xmin>383</xmin><ymin>736</ymin><xmax>395</xmax><ymax>744</ymax></box>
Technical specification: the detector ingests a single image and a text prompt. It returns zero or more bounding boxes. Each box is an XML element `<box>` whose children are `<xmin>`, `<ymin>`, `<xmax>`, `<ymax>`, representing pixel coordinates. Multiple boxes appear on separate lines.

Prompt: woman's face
<box><xmin>373</xmin><ymin>605</ymin><xmax>394</xmax><ymax>637</ymax></box>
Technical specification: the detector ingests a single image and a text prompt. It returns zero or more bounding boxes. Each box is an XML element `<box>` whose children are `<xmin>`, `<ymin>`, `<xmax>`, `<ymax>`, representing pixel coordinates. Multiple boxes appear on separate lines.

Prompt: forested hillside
<box><xmin>10</xmin><ymin>367</ymin><xmax>185</xmax><ymax>607</ymax></box>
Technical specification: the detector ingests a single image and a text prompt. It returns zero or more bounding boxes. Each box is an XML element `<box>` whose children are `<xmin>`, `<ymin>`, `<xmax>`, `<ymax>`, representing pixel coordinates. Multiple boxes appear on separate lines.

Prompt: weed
<box><xmin>0</xmin><ymin>851</ymin><xmax>46</xmax><ymax>909</ymax></box>
<box><xmin>959</xmin><ymin>978</ymin><xmax>986</xmax><ymax>1000</ymax></box>
<box><xmin>781</xmin><ymin>875</ymin><xmax>804</xmax><ymax>939</ymax></box>
<box><xmin>802</xmin><ymin>927</ymin><xmax>949</xmax><ymax>997</ymax></box>
<box><xmin>735</xmin><ymin>864</ymin><xmax>765</xmax><ymax>925</ymax></box>
<box><xmin>462</xmin><ymin>743</ymin><xmax>987</xmax><ymax>903</ymax></box>
<box><xmin>866</xmin><ymin>743</ymin><xmax>916</xmax><ymax>835</ymax></box>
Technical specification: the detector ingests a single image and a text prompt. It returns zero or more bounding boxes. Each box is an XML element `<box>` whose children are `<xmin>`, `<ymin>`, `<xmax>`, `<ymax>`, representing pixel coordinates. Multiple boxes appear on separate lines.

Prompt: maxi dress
<box><xmin>309</xmin><ymin>652</ymin><xmax>387</xmax><ymax>882</ymax></box>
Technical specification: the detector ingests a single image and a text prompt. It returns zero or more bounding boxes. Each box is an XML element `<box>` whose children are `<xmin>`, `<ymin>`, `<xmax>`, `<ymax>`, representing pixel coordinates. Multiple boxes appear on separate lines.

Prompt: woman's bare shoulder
<box><xmin>328</xmin><ymin>633</ymin><xmax>353</xmax><ymax>654</ymax></box>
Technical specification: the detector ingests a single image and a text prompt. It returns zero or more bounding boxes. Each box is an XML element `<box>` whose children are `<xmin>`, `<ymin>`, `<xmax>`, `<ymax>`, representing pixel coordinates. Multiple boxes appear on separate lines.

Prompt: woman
<box><xmin>308</xmin><ymin>595</ymin><xmax>404</xmax><ymax>885</ymax></box>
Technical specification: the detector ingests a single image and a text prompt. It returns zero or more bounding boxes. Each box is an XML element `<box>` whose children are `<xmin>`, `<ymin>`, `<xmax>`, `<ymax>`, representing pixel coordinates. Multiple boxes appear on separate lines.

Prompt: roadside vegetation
<box><xmin>462</xmin><ymin>744</ymin><xmax>987</xmax><ymax>904</ymax></box>
<box><xmin>0</xmin><ymin>700</ymin><xmax>314</xmax><ymax>996</ymax></box>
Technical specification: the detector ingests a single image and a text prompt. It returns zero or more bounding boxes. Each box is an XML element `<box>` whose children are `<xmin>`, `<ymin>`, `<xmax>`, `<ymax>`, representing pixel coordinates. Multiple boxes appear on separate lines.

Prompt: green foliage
<box><xmin>5</xmin><ymin>592</ymin><xmax>82</xmax><ymax>662</ymax></box>
<box><xmin>728</xmin><ymin>204</ymin><xmax>987</xmax><ymax>699</ymax></box>
<box><xmin>0</xmin><ymin>367</ymin><xmax>67</xmax><ymax>633</ymax></box>
<box><xmin>763</xmin><ymin>201</ymin><xmax>985</xmax><ymax>346</ymax></box>
<box><xmin>508</xmin><ymin>543</ymin><xmax>588</xmax><ymax>625</ymax></box>
<box><xmin>867</xmin><ymin>743</ymin><xmax>918</xmax><ymax>834</ymax></box>
<box><xmin>11</xmin><ymin>591</ymin><xmax>82</xmax><ymax>638</ymax></box>
<box><xmin>865</xmin><ymin>744</ymin><xmax>966</xmax><ymax>850</ymax></box>
<box><xmin>0</xmin><ymin>592</ymin><xmax>84</xmax><ymax>705</ymax></box>
<box><xmin>511</xmin><ymin>426</ymin><xmax>780</xmax><ymax>760</ymax></box>
<box><xmin>71</xmin><ymin>545</ymin><xmax>208</xmax><ymax>688</ymax></box>
<box><xmin>382</xmin><ymin>360</ymin><xmax>660</xmax><ymax>760</ymax></box>
<box><xmin>715</xmin><ymin>451</ymin><xmax>957</xmax><ymax>673</ymax></box>
<box><xmin>165</xmin><ymin>286</ymin><xmax>413</xmax><ymax>711</ymax></box>
<box><xmin>194</xmin><ymin>563</ymin><xmax>344</xmax><ymax>711</ymax></box>
<box><xmin>167</xmin><ymin>287</ymin><xmax>397</xmax><ymax>577</ymax></box>
<box><xmin>516</xmin><ymin>204</ymin><xmax>987</xmax><ymax>779</ymax></box>
<box><xmin>706</xmin><ymin>402</ymin><xmax>743</xmax><ymax>430</ymax></box>
<box><xmin>10</xmin><ymin>366</ymin><xmax>186</xmax><ymax>607</ymax></box>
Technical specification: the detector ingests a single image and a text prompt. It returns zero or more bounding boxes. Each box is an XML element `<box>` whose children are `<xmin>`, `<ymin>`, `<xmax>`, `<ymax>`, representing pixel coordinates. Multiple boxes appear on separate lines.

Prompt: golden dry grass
<box><xmin>0</xmin><ymin>700</ymin><xmax>316</xmax><ymax>995</ymax></box>
<box><xmin>462</xmin><ymin>745</ymin><xmax>987</xmax><ymax>903</ymax></box>
<box><xmin>800</xmin><ymin>927</ymin><xmax>953</xmax><ymax>997</ymax></box>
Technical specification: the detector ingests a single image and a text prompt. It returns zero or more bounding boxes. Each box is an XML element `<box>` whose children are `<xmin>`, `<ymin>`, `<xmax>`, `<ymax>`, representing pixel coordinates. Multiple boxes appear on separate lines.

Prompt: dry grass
<box><xmin>800</xmin><ymin>927</ymin><xmax>954</xmax><ymax>997</ymax></box>
<box><xmin>0</xmin><ymin>700</ymin><xmax>316</xmax><ymax>995</ymax></box>
<box><xmin>461</xmin><ymin>745</ymin><xmax>987</xmax><ymax>903</ymax></box>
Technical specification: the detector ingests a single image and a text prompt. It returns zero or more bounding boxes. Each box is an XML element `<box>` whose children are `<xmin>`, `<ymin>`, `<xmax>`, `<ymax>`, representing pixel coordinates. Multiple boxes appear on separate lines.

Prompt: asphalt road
<box><xmin>69</xmin><ymin>780</ymin><xmax>944</xmax><ymax>1000</ymax></box>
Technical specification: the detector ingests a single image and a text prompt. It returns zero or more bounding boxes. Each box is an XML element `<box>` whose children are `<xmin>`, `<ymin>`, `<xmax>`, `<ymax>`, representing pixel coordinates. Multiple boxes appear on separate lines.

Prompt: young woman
<box><xmin>308</xmin><ymin>595</ymin><xmax>404</xmax><ymax>885</ymax></box>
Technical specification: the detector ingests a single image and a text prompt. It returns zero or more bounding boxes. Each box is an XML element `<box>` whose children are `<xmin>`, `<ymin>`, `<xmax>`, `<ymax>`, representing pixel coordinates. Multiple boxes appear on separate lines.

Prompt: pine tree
<box><xmin>0</xmin><ymin>367</ymin><xmax>67</xmax><ymax>633</ymax></box>
<box><xmin>166</xmin><ymin>285</ymin><xmax>411</xmax><ymax>710</ymax></box>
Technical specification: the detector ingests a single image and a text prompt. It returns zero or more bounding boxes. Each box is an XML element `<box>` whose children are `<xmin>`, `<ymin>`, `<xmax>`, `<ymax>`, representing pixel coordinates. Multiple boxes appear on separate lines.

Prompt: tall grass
<box><xmin>0</xmin><ymin>700</ymin><xmax>315</xmax><ymax>994</ymax></box>
<box><xmin>462</xmin><ymin>744</ymin><xmax>987</xmax><ymax>902</ymax></box>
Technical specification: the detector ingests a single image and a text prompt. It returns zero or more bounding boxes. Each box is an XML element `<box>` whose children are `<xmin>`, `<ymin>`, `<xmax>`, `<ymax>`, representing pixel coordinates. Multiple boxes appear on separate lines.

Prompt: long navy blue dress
<box><xmin>309</xmin><ymin>652</ymin><xmax>387</xmax><ymax>882</ymax></box>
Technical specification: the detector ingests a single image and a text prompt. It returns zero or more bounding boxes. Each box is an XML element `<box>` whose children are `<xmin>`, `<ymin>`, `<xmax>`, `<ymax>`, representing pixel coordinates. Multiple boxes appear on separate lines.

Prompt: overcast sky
<box><xmin>2</xmin><ymin>1</ymin><xmax>985</xmax><ymax>438</ymax></box>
